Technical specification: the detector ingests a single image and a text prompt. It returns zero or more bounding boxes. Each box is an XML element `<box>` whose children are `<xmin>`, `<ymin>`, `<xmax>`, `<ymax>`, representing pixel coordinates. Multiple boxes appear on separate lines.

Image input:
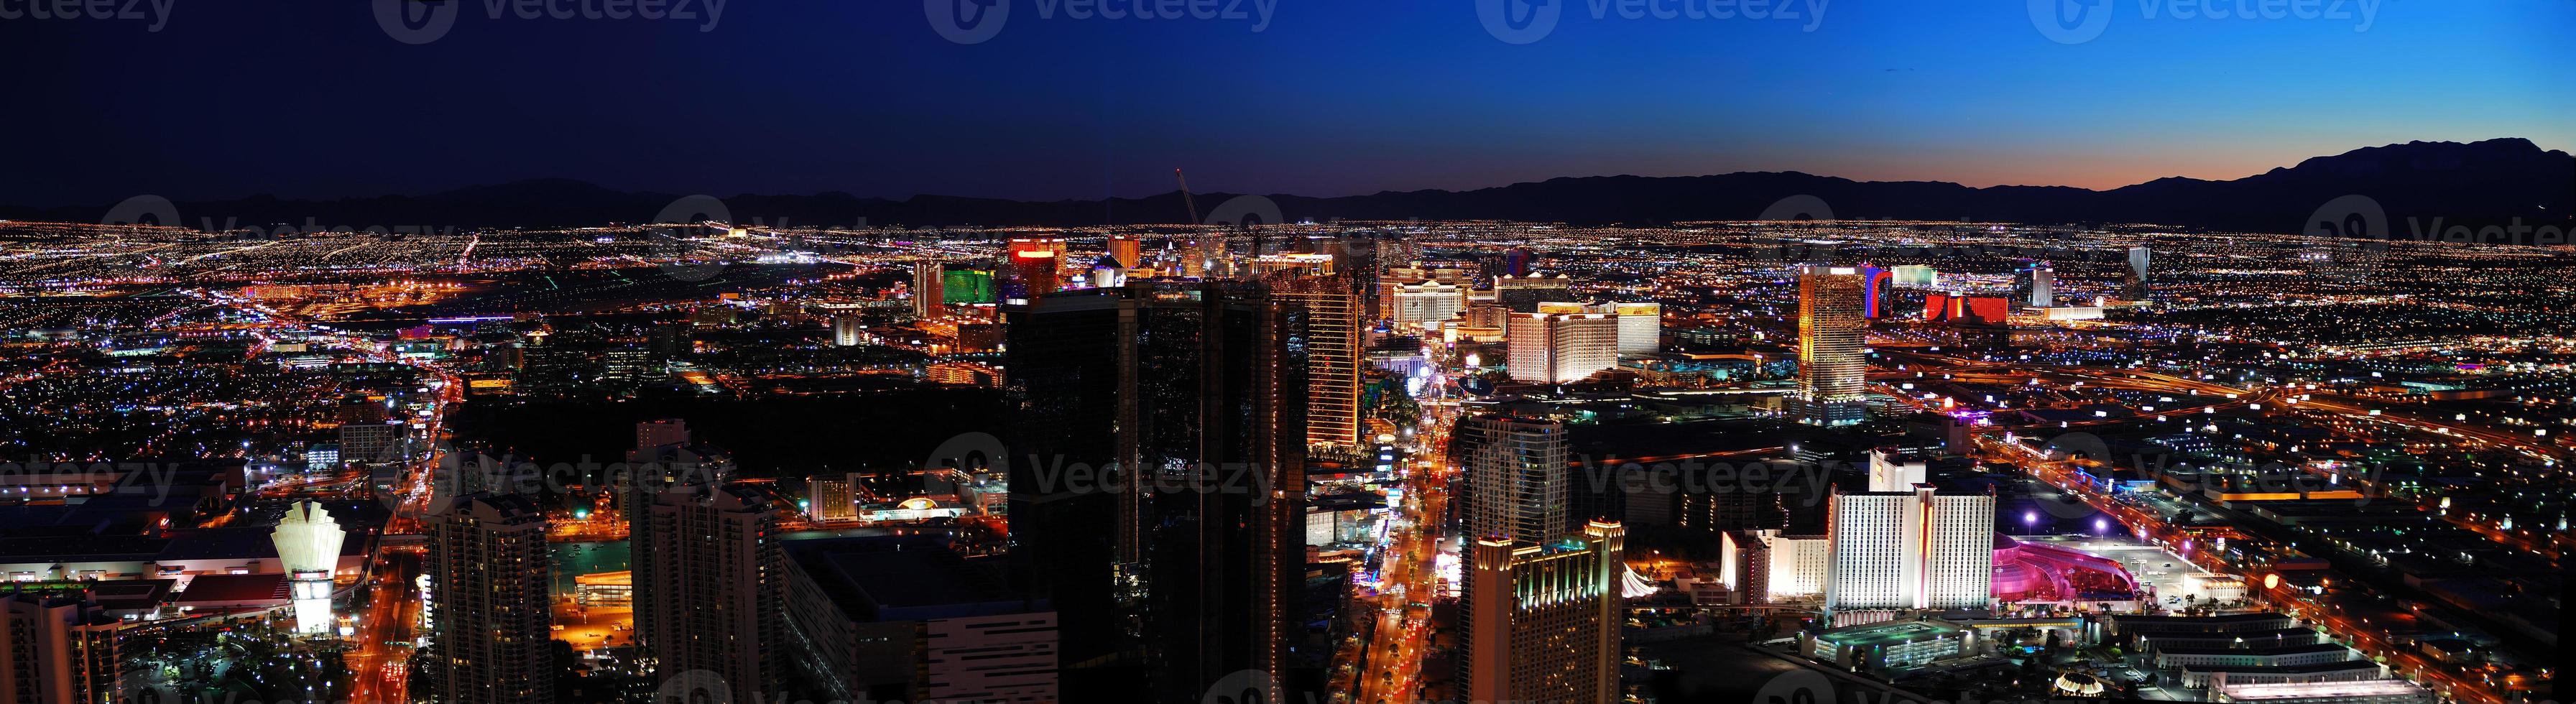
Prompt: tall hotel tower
<box><xmin>1268</xmin><ymin>271</ymin><xmax>1364</xmax><ymax>453</ymax></box>
<box><xmin>1505</xmin><ymin>311</ymin><xmax>1619</xmax><ymax>384</ymax></box>
<box><xmin>1824</xmin><ymin>486</ymin><xmax>1995</xmax><ymax>613</ymax></box>
<box><xmin>1455</xmin><ymin>414</ymin><xmax>1624</xmax><ymax>703</ymax></box>
<box><xmin>429</xmin><ymin>494</ymin><xmax>553</xmax><ymax>704</ymax></box>
<box><xmin>635</xmin><ymin>480</ymin><xmax>790</xmax><ymax>702</ymax></box>
<box><xmin>1793</xmin><ymin>265</ymin><xmax>1868</xmax><ymax>425</ymax></box>
<box><xmin>1004</xmin><ymin>280</ymin><xmax>1307</xmax><ymax>702</ymax></box>
<box><xmin>913</xmin><ymin>260</ymin><xmax>943</xmax><ymax>320</ymax></box>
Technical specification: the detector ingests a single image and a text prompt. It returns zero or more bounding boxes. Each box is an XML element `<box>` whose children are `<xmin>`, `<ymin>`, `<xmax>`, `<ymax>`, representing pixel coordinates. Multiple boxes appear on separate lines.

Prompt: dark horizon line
<box><xmin>15</xmin><ymin>137</ymin><xmax>2562</xmax><ymax>211</ymax></box>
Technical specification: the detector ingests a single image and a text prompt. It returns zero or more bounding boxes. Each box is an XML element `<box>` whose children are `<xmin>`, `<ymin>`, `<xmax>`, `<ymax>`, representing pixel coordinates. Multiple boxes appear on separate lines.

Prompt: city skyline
<box><xmin>3</xmin><ymin>4</ymin><xmax>2571</xmax><ymax>704</ymax></box>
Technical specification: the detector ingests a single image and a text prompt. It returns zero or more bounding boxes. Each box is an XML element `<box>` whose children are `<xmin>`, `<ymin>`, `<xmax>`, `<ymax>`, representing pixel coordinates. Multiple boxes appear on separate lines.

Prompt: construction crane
<box><xmin>1175</xmin><ymin>168</ymin><xmax>1201</xmax><ymax>226</ymax></box>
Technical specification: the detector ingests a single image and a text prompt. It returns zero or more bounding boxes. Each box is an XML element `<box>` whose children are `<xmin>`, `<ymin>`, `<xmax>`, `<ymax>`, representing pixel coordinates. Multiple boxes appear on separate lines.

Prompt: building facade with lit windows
<box><xmin>1613</xmin><ymin>302</ymin><xmax>1661</xmax><ymax>353</ymax></box>
<box><xmin>1492</xmin><ymin>273</ymin><xmax>1573</xmax><ymax>313</ymax></box>
<box><xmin>1456</xmin><ymin>414</ymin><xmax>1567</xmax><ymax>545</ymax></box>
<box><xmin>428</xmin><ymin>493</ymin><xmax>552</xmax><ymax>704</ymax></box>
<box><xmin>1392</xmin><ymin>280</ymin><xmax>1467</xmax><ymax>325</ymax></box>
<box><xmin>1505</xmin><ymin>311</ymin><xmax>1617</xmax><ymax>384</ymax></box>
<box><xmin>1269</xmin><ymin>272</ymin><xmax>1363</xmax><ymax>453</ymax></box>
<box><xmin>635</xmin><ymin>481</ymin><xmax>789</xmax><ymax>703</ymax></box>
<box><xmin>1793</xmin><ymin>265</ymin><xmax>1868</xmax><ymax>425</ymax></box>
<box><xmin>1824</xmin><ymin>486</ymin><xmax>1995</xmax><ymax>613</ymax></box>
<box><xmin>1460</xmin><ymin>521</ymin><xmax>1625</xmax><ymax>704</ymax></box>
<box><xmin>912</xmin><ymin>261</ymin><xmax>944</xmax><ymax>320</ymax></box>
<box><xmin>831</xmin><ymin>314</ymin><xmax>864</xmax><ymax>347</ymax></box>
<box><xmin>0</xmin><ymin>593</ymin><xmax>119</xmax><ymax>704</ymax></box>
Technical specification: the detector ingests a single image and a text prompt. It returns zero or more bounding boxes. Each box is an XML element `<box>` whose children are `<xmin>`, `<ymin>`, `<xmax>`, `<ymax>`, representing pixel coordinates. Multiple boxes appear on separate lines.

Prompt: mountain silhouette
<box><xmin>9</xmin><ymin>139</ymin><xmax>2567</xmax><ymax>236</ymax></box>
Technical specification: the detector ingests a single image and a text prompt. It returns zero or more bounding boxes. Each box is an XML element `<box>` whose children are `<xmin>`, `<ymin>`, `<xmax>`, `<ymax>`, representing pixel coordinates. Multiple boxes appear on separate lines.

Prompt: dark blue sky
<box><xmin>8</xmin><ymin>1</ymin><xmax>2570</xmax><ymax>206</ymax></box>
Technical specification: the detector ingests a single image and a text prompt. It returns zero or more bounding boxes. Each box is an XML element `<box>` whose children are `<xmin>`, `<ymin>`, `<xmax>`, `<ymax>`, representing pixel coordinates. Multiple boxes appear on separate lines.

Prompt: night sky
<box><xmin>8</xmin><ymin>1</ymin><xmax>2570</xmax><ymax>207</ymax></box>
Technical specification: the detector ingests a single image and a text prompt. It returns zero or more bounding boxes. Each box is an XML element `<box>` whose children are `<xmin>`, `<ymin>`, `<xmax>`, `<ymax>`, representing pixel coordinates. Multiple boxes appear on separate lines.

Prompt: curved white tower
<box><xmin>271</xmin><ymin>501</ymin><xmax>347</xmax><ymax>635</ymax></box>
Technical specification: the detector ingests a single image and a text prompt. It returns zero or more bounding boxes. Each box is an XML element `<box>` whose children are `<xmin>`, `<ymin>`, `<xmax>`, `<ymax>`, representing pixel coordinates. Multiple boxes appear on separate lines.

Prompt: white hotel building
<box><xmin>1824</xmin><ymin>486</ymin><xmax>1994</xmax><ymax>613</ymax></box>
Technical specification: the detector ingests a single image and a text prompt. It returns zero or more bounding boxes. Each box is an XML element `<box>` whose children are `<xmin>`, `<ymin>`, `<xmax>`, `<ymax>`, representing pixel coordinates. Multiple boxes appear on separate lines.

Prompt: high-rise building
<box><xmin>1613</xmin><ymin>302</ymin><xmax>1661</xmax><ymax>353</ymax></box>
<box><xmin>783</xmin><ymin>536</ymin><xmax>1059</xmax><ymax>703</ymax></box>
<box><xmin>1002</xmin><ymin>281</ymin><xmax>1307</xmax><ymax>701</ymax></box>
<box><xmin>1270</xmin><ymin>272</ymin><xmax>1362</xmax><ymax>453</ymax></box>
<box><xmin>338</xmin><ymin>421</ymin><xmax>402</xmax><ymax>465</ymax></box>
<box><xmin>1107</xmin><ymin>236</ymin><xmax>1143</xmax><ymax>271</ymax></box>
<box><xmin>0</xmin><ymin>593</ymin><xmax>119</xmax><ymax>704</ymax></box>
<box><xmin>428</xmin><ymin>493</ymin><xmax>553</xmax><ymax>704</ymax></box>
<box><xmin>1334</xmin><ymin>233</ymin><xmax>1382</xmax><ymax>321</ymax></box>
<box><xmin>270</xmin><ymin>501</ymin><xmax>347</xmax><ymax>635</ymax></box>
<box><xmin>1500</xmin><ymin>246</ymin><xmax>1537</xmax><ymax>277</ymax></box>
<box><xmin>832</xmin><ymin>315</ymin><xmax>864</xmax><ymax>347</ymax></box>
<box><xmin>1793</xmin><ymin>265</ymin><xmax>1868</xmax><ymax>425</ymax></box>
<box><xmin>1824</xmin><ymin>486</ymin><xmax>1994</xmax><ymax>613</ymax></box>
<box><xmin>2123</xmin><ymin>246</ymin><xmax>2151</xmax><ymax>300</ymax></box>
<box><xmin>635</xmin><ymin>480</ymin><xmax>789</xmax><ymax>702</ymax></box>
<box><xmin>1393</xmin><ymin>280</ymin><xmax>1467</xmax><ymax>325</ymax></box>
<box><xmin>1505</xmin><ymin>312</ymin><xmax>1618</xmax><ymax>384</ymax></box>
<box><xmin>1862</xmin><ymin>265</ymin><xmax>1894</xmax><ymax>318</ymax></box>
<box><xmin>1492</xmin><ymin>274</ymin><xmax>1574</xmax><ymax>313</ymax></box>
<box><xmin>1456</xmin><ymin>414</ymin><xmax>1567</xmax><ymax>545</ymax></box>
<box><xmin>913</xmin><ymin>261</ymin><xmax>944</xmax><ymax>320</ymax></box>
<box><xmin>2019</xmin><ymin>261</ymin><xmax>2055</xmax><ymax>308</ymax></box>
<box><xmin>808</xmin><ymin>473</ymin><xmax>859</xmax><ymax>522</ymax></box>
<box><xmin>1460</xmin><ymin>521</ymin><xmax>1624</xmax><ymax>704</ymax></box>
<box><xmin>1003</xmin><ymin>238</ymin><xmax>1068</xmax><ymax>301</ymax></box>
<box><xmin>1455</xmin><ymin>413</ymin><xmax>1623</xmax><ymax>703</ymax></box>
<box><xmin>1866</xmin><ymin>449</ymin><xmax>1929</xmax><ymax>492</ymax></box>
<box><xmin>1762</xmin><ymin>531</ymin><xmax>1824</xmax><ymax>598</ymax></box>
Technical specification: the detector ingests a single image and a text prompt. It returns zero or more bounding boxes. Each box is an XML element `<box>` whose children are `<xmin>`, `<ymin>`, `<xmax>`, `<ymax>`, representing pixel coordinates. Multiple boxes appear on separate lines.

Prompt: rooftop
<box><xmin>1815</xmin><ymin>619</ymin><xmax>1967</xmax><ymax>647</ymax></box>
<box><xmin>2219</xmin><ymin>679</ymin><xmax>2432</xmax><ymax>700</ymax></box>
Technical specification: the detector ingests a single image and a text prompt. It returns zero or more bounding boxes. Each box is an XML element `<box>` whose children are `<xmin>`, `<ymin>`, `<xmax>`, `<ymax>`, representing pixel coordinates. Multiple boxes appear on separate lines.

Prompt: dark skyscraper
<box><xmin>428</xmin><ymin>493</ymin><xmax>553</xmax><ymax>704</ymax></box>
<box><xmin>1005</xmin><ymin>281</ymin><xmax>1308</xmax><ymax>702</ymax></box>
<box><xmin>634</xmin><ymin>480</ymin><xmax>789</xmax><ymax>702</ymax></box>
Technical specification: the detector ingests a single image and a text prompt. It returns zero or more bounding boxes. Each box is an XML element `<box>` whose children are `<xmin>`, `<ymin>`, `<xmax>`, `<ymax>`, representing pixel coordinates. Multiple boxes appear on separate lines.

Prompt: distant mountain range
<box><xmin>9</xmin><ymin>139</ymin><xmax>2568</xmax><ymax>236</ymax></box>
